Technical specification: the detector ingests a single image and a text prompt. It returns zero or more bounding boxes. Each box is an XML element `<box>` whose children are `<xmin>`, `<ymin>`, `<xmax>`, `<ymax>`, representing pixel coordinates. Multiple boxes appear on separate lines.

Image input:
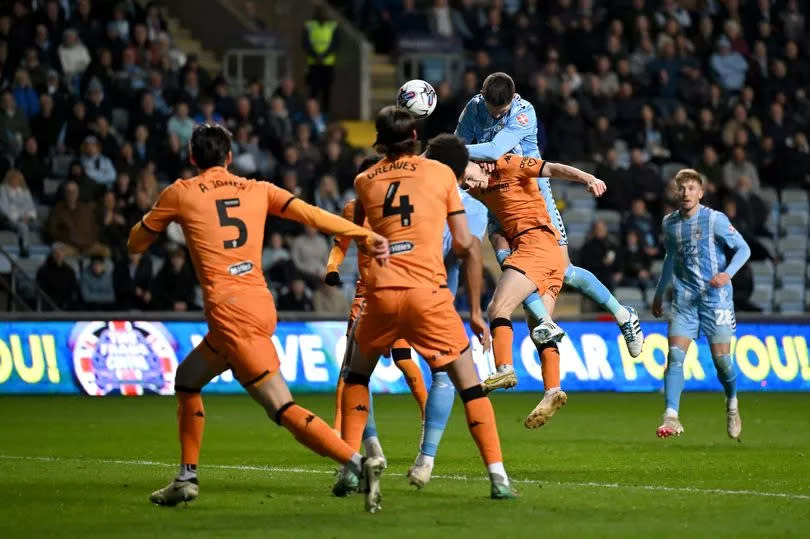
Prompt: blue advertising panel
<box><xmin>0</xmin><ymin>319</ymin><xmax>809</xmax><ymax>395</ymax></box>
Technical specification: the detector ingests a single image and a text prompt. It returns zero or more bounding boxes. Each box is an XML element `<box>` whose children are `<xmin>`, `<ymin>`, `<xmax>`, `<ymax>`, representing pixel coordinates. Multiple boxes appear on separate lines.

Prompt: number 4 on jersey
<box><xmin>383</xmin><ymin>181</ymin><xmax>415</xmax><ymax>227</ymax></box>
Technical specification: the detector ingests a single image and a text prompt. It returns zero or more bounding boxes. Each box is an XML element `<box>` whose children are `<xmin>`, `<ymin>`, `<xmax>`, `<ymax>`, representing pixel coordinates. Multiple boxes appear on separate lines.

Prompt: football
<box><xmin>396</xmin><ymin>79</ymin><xmax>437</xmax><ymax>119</ymax></box>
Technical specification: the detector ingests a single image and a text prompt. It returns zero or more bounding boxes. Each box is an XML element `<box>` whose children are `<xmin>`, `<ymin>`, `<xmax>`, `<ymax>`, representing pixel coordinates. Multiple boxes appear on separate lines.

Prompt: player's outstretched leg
<box><xmin>496</xmin><ymin>248</ymin><xmax>564</xmax><ymax>346</ymax></box>
<box><xmin>564</xmin><ymin>265</ymin><xmax>644</xmax><ymax>357</ymax></box>
<box><xmin>408</xmin><ymin>370</ymin><xmax>455</xmax><ymax>489</ymax></box>
<box><xmin>362</xmin><ymin>393</ymin><xmax>386</xmax><ymax>465</ymax></box>
<box><xmin>392</xmin><ymin>340</ymin><xmax>428</xmax><ymax>420</ymax></box>
<box><xmin>657</xmin><ymin>345</ymin><xmax>686</xmax><ymax>438</ymax></box>
<box><xmin>524</xmin><ymin>342</ymin><xmax>568</xmax><ymax>428</ymax></box>
<box><xmin>446</xmin><ymin>348</ymin><xmax>516</xmax><ymax>499</ymax></box>
<box><xmin>710</xmin><ymin>342</ymin><xmax>741</xmax><ymax>440</ymax></box>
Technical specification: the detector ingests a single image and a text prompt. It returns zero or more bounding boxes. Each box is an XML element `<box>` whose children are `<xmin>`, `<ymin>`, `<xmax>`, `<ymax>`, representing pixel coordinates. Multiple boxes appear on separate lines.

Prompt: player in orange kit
<box><xmin>128</xmin><ymin>124</ymin><xmax>390</xmax><ymax>513</ymax></box>
<box><xmin>466</xmin><ymin>154</ymin><xmax>606</xmax><ymax>428</ymax></box>
<box><xmin>336</xmin><ymin>108</ymin><xmax>515</xmax><ymax>500</ymax></box>
<box><xmin>326</xmin><ymin>191</ymin><xmax>428</xmax><ymax>460</ymax></box>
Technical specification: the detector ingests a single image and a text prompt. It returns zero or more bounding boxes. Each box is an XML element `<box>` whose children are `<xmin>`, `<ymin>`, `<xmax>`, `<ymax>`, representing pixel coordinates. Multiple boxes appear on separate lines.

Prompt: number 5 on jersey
<box><xmin>216</xmin><ymin>198</ymin><xmax>248</xmax><ymax>249</ymax></box>
<box><xmin>383</xmin><ymin>181</ymin><xmax>415</xmax><ymax>226</ymax></box>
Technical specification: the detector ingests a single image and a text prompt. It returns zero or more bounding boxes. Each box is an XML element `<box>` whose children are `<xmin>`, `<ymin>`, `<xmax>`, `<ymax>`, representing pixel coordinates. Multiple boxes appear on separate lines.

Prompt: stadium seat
<box><xmin>567</xmin><ymin>230</ymin><xmax>587</xmax><ymax>250</ymax></box>
<box><xmin>778</xmin><ymin>235</ymin><xmax>808</xmax><ymax>260</ymax></box>
<box><xmin>0</xmin><ymin>230</ymin><xmax>18</xmax><ymax>248</ymax></box>
<box><xmin>776</xmin><ymin>260</ymin><xmax>807</xmax><ymax>287</ymax></box>
<box><xmin>759</xmin><ymin>186</ymin><xmax>780</xmax><ymax>209</ymax></box>
<box><xmin>614</xmin><ymin>286</ymin><xmax>646</xmax><ymax>311</ymax></box>
<box><xmin>660</xmin><ymin>162</ymin><xmax>688</xmax><ymax>183</ymax></box>
<box><xmin>594</xmin><ymin>210</ymin><xmax>622</xmax><ymax>235</ymax></box>
<box><xmin>750</xmin><ymin>260</ymin><xmax>775</xmax><ymax>285</ymax></box>
<box><xmin>650</xmin><ymin>258</ymin><xmax>665</xmax><ymax>278</ymax></box>
<box><xmin>570</xmin><ymin>161</ymin><xmax>597</xmax><ymax>175</ymax></box>
<box><xmin>50</xmin><ymin>154</ymin><xmax>73</xmax><ymax>178</ymax></box>
<box><xmin>43</xmin><ymin>178</ymin><xmax>62</xmax><ymax>198</ymax></box>
<box><xmin>780</xmin><ymin>212</ymin><xmax>809</xmax><ymax>236</ymax></box>
<box><xmin>566</xmin><ymin>185</ymin><xmax>597</xmax><ymax>210</ymax></box>
<box><xmin>774</xmin><ymin>285</ymin><xmax>806</xmax><ymax>314</ymax></box>
<box><xmin>781</xmin><ymin>188</ymin><xmax>809</xmax><ymax>213</ymax></box>
<box><xmin>750</xmin><ymin>284</ymin><xmax>774</xmax><ymax>312</ymax></box>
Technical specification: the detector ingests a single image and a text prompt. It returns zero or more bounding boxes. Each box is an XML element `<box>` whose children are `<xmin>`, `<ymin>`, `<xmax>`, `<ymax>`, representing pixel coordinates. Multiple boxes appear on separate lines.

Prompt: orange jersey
<box><xmin>474</xmin><ymin>154</ymin><xmax>557</xmax><ymax>242</ymax></box>
<box><xmin>141</xmin><ymin>166</ymin><xmax>294</xmax><ymax>309</ymax></box>
<box><xmin>341</xmin><ymin>199</ymin><xmax>371</xmax><ymax>295</ymax></box>
<box><xmin>354</xmin><ymin>155</ymin><xmax>463</xmax><ymax>290</ymax></box>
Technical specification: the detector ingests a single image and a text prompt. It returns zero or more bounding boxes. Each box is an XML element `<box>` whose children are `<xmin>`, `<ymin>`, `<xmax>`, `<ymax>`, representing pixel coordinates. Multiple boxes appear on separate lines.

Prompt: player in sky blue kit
<box><xmin>652</xmin><ymin>169</ymin><xmax>750</xmax><ymax>440</ymax></box>
<box><xmin>454</xmin><ymin>72</ymin><xmax>645</xmax><ymax>397</ymax></box>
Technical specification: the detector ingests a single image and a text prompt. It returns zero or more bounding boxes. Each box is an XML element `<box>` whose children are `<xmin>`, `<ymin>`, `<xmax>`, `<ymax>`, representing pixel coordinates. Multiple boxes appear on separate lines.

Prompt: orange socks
<box><xmin>539</xmin><ymin>342</ymin><xmax>561</xmax><ymax>390</ymax></box>
<box><xmin>391</xmin><ymin>341</ymin><xmax>427</xmax><ymax>418</ymax></box>
<box><xmin>177</xmin><ymin>391</ymin><xmax>205</xmax><ymax>465</ymax></box>
<box><xmin>278</xmin><ymin>403</ymin><xmax>355</xmax><ymax>464</ymax></box>
<box><xmin>490</xmin><ymin>318</ymin><xmax>514</xmax><ymax>368</ymax></box>
<box><xmin>339</xmin><ymin>373</ymin><xmax>371</xmax><ymax>452</ymax></box>
<box><xmin>459</xmin><ymin>385</ymin><xmax>503</xmax><ymax>465</ymax></box>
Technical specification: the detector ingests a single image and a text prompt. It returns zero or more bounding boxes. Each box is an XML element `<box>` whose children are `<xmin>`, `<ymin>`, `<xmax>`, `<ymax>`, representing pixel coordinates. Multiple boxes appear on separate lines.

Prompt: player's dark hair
<box><xmin>373</xmin><ymin>106</ymin><xmax>419</xmax><ymax>159</ymax></box>
<box><xmin>190</xmin><ymin>123</ymin><xmax>232</xmax><ymax>169</ymax></box>
<box><xmin>357</xmin><ymin>154</ymin><xmax>382</xmax><ymax>174</ymax></box>
<box><xmin>425</xmin><ymin>134</ymin><xmax>470</xmax><ymax>180</ymax></box>
<box><xmin>482</xmin><ymin>72</ymin><xmax>515</xmax><ymax>107</ymax></box>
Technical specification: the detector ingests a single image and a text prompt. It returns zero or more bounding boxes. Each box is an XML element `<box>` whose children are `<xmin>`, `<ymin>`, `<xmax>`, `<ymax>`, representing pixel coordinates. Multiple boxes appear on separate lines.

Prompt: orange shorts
<box><xmin>203</xmin><ymin>290</ymin><xmax>280</xmax><ymax>387</ymax></box>
<box><xmin>504</xmin><ymin>227</ymin><xmax>565</xmax><ymax>298</ymax></box>
<box><xmin>354</xmin><ymin>287</ymin><xmax>469</xmax><ymax>368</ymax></box>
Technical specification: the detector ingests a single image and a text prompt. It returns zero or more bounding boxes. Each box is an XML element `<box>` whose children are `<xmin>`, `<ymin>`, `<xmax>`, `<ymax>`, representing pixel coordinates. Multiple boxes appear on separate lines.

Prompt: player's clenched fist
<box><xmin>364</xmin><ymin>233</ymin><xmax>390</xmax><ymax>266</ymax></box>
<box><xmin>586</xmin><ymin>176</ymin><xmax>607</xmax><ymax>197</ymax></box>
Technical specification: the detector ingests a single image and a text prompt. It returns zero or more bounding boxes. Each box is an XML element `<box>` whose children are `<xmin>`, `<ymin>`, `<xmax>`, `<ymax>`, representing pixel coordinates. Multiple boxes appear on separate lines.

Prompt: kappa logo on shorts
<box><xmin>548</xmin><ymin>284</ymin><xmax>561</xmax><ymax>298</ymax></box>
<box><xmin>516</xmin><ymin>113</ymin><xmax>529</xmax><ymax>126</ymax></box>
<box><xmin>390</xmin><ymin>241</ymin><xmax>414</xmax><ymax>255</ymax></box>
<box><xmin>228</xmin><ymin>261</ymin><xmax>253</xmax><ymax>276</ymax></box>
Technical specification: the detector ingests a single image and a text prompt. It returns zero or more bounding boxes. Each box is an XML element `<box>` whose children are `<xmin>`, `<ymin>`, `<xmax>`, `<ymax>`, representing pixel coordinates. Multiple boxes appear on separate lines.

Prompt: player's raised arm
<box><xmin>269</xmin><ymin>187</ymin><xmax>389</xmax><ymax>265</ymax></box>
<box><xmin>542</xmin><ymin>162</ymin><xmax>607</xmax><ymax>197</ymax></box>
<box><xmin>709</xmin><ymin>212</ymin><xmax>751</xmax><ymax>288</ymax></box>
<box><xmin>127</xmin><ymin>183</ymin><xmax>180</xmax><ymax>253</ymax></box>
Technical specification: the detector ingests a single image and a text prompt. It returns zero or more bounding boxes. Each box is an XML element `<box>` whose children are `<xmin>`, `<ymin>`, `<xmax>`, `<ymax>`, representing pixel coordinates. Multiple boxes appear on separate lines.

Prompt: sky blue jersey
<box><xmin>454</xmin><ymin>93</ymin><xmax>541</xmax><ymax>160</ymax></box>
<box><xmin>443</xmin><ymin>188</ymin><xmax>489</xmax><ymax>295</ymax></box>
<box><xmin>655</xmin><ymin>206</ymin><xmax>751</xmax><ymax>305</ymax></box>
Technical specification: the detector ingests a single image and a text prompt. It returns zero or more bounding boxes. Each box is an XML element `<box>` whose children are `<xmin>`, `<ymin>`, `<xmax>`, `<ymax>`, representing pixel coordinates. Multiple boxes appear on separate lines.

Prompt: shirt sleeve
<box><xmin>454</xmin><ymin>98</ymin><xmax>477</xmax><ymax>143</ymax></box>
<box><xmin>462</xmin><ymin>193</ymin><xmax>489</xmax><ymax>241</ymax></box>
<box><xmin>465</xmin><ymin>107</ymin><xmax>537</xmax><ymax>161</ymax></box>
<box><xmin>266</xmin><ymin>183</ymin><xmax>297</xmax><ymax>216</ymax></box>
<box><xmin>515</xmin><ymin>155</ymin><xmax>547</xmax><ymax>180</ymax></box>
<box><xmin>142</xmin><ymin>183</ymin><xmax>181</xmax><ymax>233</ymax></box>
<box><xmin>713</xmin><ymin>212</ymin><xmax>751</xmax><ymax>278</ymax></box>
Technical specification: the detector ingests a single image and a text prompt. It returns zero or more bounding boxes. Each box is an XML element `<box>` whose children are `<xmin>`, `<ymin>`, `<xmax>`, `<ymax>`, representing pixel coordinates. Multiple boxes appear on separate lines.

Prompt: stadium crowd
<box><xmin>334</xmin><ymin>0</ymin><xmax>810</xmax><ymax>310</ymax></box>
<box><xmin>1</xmin><ymin>0</ymin><xmax>808</xmax><ymax>313</ymax></box>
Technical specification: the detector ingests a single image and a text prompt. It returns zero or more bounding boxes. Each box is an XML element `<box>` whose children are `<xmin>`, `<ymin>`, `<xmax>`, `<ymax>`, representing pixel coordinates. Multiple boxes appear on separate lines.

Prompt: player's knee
<box><xmin>175</xmin><ymin>360</ymin><xmax>202</xmax><ymax>391</ymax></box>
<box><xmin>459</xmin><ymin>384</ymin><xmax>486</xmax><ymax>403</ymax></box>
<box><xmin>563</xmin><ymin>264</ymin><xmax>576</xmax><ymax>285</ymax></box>
<box><xmin>667</xmin><ymin>346</ymin><xmax>686</xmax><ymax>371</ymax></box>
<box><xmin>271</xmin><ymin>401</ymin><xmax>296</xmax><ymax>426</ymax></box>
<box><xmin>489</xmin><ymin>316</ymin><xmax>512</xmax><ymax>335</ymax></box>
<box><xmin>343</xmin><ymin>371</ymin><xmax>371</xmax><ymax>386</ymax></box>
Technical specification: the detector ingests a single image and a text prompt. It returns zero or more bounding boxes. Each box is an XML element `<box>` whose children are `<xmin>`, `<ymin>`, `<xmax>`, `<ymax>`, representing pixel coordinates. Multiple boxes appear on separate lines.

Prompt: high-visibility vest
<box><xmin>305</xmin><ymin>20</ymin><xmax>337</xmax><ymax>65</ymax></box>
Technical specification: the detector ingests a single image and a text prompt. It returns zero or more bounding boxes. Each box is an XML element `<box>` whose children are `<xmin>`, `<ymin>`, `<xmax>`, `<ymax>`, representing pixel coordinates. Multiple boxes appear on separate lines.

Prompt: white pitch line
<box><xmin>1</xmin><ymin>454</ymin><xmax>809</xmax><ymax>502</ymax></box>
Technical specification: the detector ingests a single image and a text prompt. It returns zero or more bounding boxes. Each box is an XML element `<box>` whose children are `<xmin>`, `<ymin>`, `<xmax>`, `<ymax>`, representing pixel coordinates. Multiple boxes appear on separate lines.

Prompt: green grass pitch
<box><xmin>1</xmin><ymin>392</ymin><xmax>808</xmax><ymax>538</ymax></box>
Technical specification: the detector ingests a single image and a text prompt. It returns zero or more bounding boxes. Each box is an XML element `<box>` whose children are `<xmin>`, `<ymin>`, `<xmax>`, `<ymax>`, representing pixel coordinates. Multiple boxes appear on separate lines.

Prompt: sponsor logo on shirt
<box><xmin>390</xmin><ymin>241</ymin><xmax>414</xmax><ymax>255</ymax></box>
<box><xmin>228</xmin><ymin>261</ymin><xmax>254</xmax><ymax>276</ymax></box>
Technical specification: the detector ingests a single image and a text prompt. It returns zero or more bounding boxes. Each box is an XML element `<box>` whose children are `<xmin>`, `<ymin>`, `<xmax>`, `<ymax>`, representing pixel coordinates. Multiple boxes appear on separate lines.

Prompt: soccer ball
<box><xmin>396</xmin><ymin>79</ymin><xmax>437</xmax><ymax>119</ymax></box>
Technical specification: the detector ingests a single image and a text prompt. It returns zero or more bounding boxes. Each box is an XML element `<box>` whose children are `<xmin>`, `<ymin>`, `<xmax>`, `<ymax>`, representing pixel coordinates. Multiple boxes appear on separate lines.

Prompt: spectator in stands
<box><xmin>0</xmin><ymin>91</ymin><xmax>30</xmax><ymax>159</ymax></box>
<box><xmin>732</xmin><ymin>175</ymin><xmax>769</xmax><ymax>236</ymax></box>
<box><xmin>302</xmin><ymin>6</ymin><xmax>339</xmax><ymax>112</ymax></box>
<box><xmin>314</xmin><ymin>174</ymin><xmax>341</xmax><ymax>214</ymax></box>
<box><xmin>83</xmin><ymin>48</ymin><xmax>116</xmax><ymax>97</ymax></box>
<box><xmin>395</xmin><ymin>0</ymin><xmax>430</xmax><ymax>36</ymax></box>
<box><xmin>615</xmin><ymin>228</ymin><xmax>653</xmax><ymax>299</ymax></box>
<box><xmin>628</xmin><ymin>148</ymin><xmax>662</xmax><ymax>213</ymax></box>
<box><xmin>551</xmin><ymin>98</ymin><xmax>586</xmax><ymax>161</ymax></box>
<box><xmin>723</xmin><ymin>145</ymin><xmax>761</xmax><ymax>191</ymax></box>
<box><xmin>273</xmin><ymin>77</ymin><xmax>305</xmax><ymax>118</ymax></box>
<box><xmin>277</xmin><ymin>275</ymin><xmax>314</xmax><ymax>312</ymax></box>
<box><xmin>58</xmin><ymin>28</ymin><xmax>91</xmax><ymax>83</ymax></box>
<box><xmin>62</xmin><ymin>100</ymin><xmax>91</xmax><ymax>153</ymax></box>
<box><xmin>636</xmin><ymin>105</ymin><xmax>670</xmax><ymax>161</ymax></box>
<box><xmin>80</xmin><ymin>254</ymin><xmax>116</xmax><ymax>310</ymax></box>
<box><xmin>150</xmin><ymin>246</ymin><xmax>198</xmax><ymax>311</ymax></box>
<box><xmin>194</xmin><ymin>97</ymin><xmax>224</xmax><ymax>126</ymax></box>
<box><xmin>696</xmin><ymin>145</ymin><xmax>723</xmax><ymax>200</ymax></box>
<box><xmin>722</xmin><ymin>103</ymin><xmax>762</xmax><ymax>149</ymax></box>
<box><xmin>15</xmin><ymin>137</ymin><xmax>47</xmax><ymax>201</ymax></box>
<box><xmin>113</xmin><ymin>249</ymin><xmax>153</xmax><ymax>310</ymax></box>
<box><xmin>66</xmin><ymin>160</ymin><xmax>102</xmax><ymax>202</ymax></box>
<box><xmin>98</xmin><ymin>190</ymin><xmax>128</xmax><ymax>261</ymax></box>
<box><xmin>595</xmin><ymin>148</ymin><xmax>627</xmax><ymax>211</ymax></box>
<box><xmin>11</xmin><ymin>70</ymin><xmax>39</xmax><ymax>118</ymax></box>
<box><xmin>622</xmin><ymin>198</ymin><xmax>658</xmax><ymax>257</ymax></box>
<box><xmin>763</xmin><ymin>102</ymin><xmax>794</xmax><ymax>150</ymax></box>
<box><xmin>80</xmin><ymin>136</ymin><xmax>117</xmax><ymax>187</ymax></box>
<box><xmin>291</xmin><ymin>225</ymin><xmax>328</xmax><ymax>288</ymax></box>
<box><xmin>580</xmin><ymin>220</ymin><xmax>617</xmax><ymax>294</ymax></box>
<box><xmin>313</xmin><ymin>282</ymin><xmax>349</xmax><ymax>313</ymax></box>
<box><xmin>0</xmin><ymin>169</ymin><xmax>37</xmax><ymax>256</ymax></box>
<box><xmin>85</xmin><ymin>79</ymin><xmax>111</xmax><ymax>120</ymax></box>
<box><xmin>29</xmin><ymin>94</ymin><xmax>61</xmax><ymax>155</ymax></box>
<box><xmin>587</xmin><ymin>115</ymin><xmax>617</xmax><ymax>163</ymax></box>
<box><xmin>46</xmin><ymin>179</ymin><xmax>105</xmax><ymax>257</ymax></box>
<box><xmin>666</xmin><ymin>106</ymin><xmax>699</xmax><ymax>165</ymax></box>
<box><xmin>317</xmin><ymin>141</ymin><xmax>355</xmax><ymax>193</ymax></box>
<box><xmin>167</xmin><ymin>101</ymin><xmax>194</xmax><ymax>148</ymax></box>
<box><xmin>36</xmin><ymin>242</ymin><xmax>79</xmax><ymax>310</ymax></box>
<box><xmin>710</xmin><ymin>36</ymin><xmax>747</xmax><ymax>92</ymax></box>
<box><xmin>302</xmin><ymin>97</ymin><xmax>327</xmax><ymax>139</ymax></box>
<box><xmin>92</xmin><ymin>116</ymin><xmax>120</xmax><ymax>163</ymax></box>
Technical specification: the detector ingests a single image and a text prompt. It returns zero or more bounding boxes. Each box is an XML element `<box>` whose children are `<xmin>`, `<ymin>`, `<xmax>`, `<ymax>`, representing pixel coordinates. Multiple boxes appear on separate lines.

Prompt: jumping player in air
<box><xmin>328</xmin><ymin>148</ymin><xmax>490</xmax><ymax>491</ymax></box>
<box><xmin>455</xmin><ymin>72</ymin><xmax>644</xmax><ymax>400</ymax></box>
<box><xmin>652</xmin><ymin>169</ymin><xmax>750</xmax><ymax>440</ymax></box>
<box><xmin>130</xmin><ymin>124</ymin><xmax>390</xmax><ymax>512</ymax></box>
<box><xmin>336</xmin><ymin>107</ymin><xmax>515</xmax><ymax>501</ymax></box>
<box><xmin>466</xmin><ymin>153</ymin><xmax>606</xmax><ymax>428</ymax></box>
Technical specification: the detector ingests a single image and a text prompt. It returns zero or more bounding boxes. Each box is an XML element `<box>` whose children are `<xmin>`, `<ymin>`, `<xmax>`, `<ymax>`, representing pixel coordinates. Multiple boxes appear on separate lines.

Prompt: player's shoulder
<box><xmin>662</xmin><ymin>210</ymin><xmax>680</xmax><ymax>227</ymax></box>
<box><xmin>510</xmin><ymin>95</ymin><xmax>536</xmax><ymax>119</ymax></box>
<box><xmin>420</xmin><ymin>155</ymin><xmax>456</xmax><ymax>177</ymax></box>
<box><xmin>466</xmin><ymin>93</ymin><xmax>486</xmax><ymax>109</ymax></box>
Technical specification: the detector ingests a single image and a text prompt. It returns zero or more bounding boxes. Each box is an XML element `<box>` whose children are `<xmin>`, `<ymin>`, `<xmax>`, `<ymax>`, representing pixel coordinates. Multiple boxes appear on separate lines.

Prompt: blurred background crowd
<box><xmin>0</xmin><ymin>0</ymin><xmax>808</xmax><ymax>314</ymax></box>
